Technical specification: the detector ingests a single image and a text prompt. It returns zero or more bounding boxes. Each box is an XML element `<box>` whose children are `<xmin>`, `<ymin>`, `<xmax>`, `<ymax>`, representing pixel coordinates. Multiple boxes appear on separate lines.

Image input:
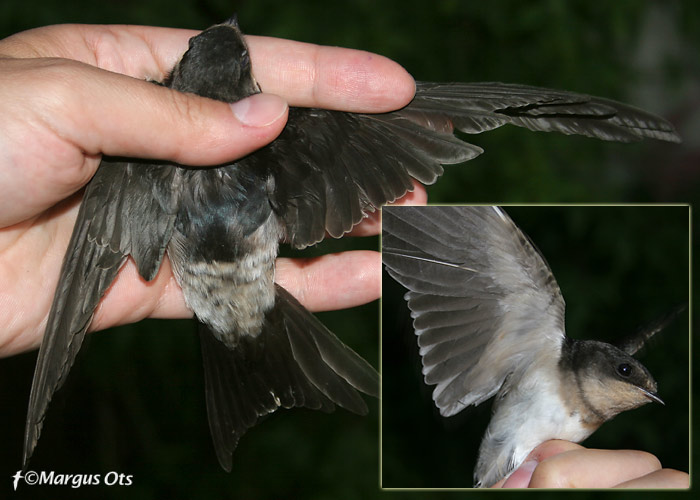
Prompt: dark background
<box><xmin>0</xmin><ymin>1</ymin><xmax>697</xmax><ymax>499</ymax></box>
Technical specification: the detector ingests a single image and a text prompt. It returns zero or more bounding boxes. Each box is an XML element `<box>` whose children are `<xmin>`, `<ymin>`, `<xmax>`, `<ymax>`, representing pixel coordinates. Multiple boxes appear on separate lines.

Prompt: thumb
<box><xmin>1</xmin><ymin>58</ymin><xmax>288</xmax><ymax>226</ymax></box>
<box><xmin>58</xmin><ymin>60</ymin><xmax>289</xmax><ymax>165</ymax></box>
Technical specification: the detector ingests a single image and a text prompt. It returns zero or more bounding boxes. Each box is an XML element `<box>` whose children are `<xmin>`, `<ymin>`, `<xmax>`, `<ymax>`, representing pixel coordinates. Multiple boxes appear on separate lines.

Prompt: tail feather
<box><xmin>278</xmin><ymin>286</ymin><xmax>380</xmax><ymax>400</ymax></box>
<box><xmin>199</xmin><ymin>284</ymin><xmax>378</xmax><ymax>471</ymax></box>
<box><xmin>615</xmin><ymin>303</ymin><xmax>687</xmax><ymax>356</ymax></box>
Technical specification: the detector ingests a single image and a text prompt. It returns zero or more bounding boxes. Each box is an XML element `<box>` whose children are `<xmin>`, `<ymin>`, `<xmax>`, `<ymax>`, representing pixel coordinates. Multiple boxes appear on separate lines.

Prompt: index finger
<box><xmin>246</xmin><ymin>35</ymin><xmax>416</xmax><ymax>111</ymax></box>
<box><xmin>2</xmin><ymin>24</ymin><xmax>415</xmax><ymax>112</ymax></box>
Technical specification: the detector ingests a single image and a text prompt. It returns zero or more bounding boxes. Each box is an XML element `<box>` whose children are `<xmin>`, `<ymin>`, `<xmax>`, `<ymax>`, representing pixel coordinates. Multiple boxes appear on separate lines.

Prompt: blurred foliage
<box><xmin>0</xmin><ymin>1</ymin><xmax>697</xmax><ymax>499</ymax></box>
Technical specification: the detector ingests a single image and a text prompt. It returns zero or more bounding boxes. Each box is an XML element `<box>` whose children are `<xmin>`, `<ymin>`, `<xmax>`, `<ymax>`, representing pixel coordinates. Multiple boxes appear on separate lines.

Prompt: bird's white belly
<box><xmin>476</xmin><ymin>369</ymin><xmax>595</xmax><ymax>487</ymax></box>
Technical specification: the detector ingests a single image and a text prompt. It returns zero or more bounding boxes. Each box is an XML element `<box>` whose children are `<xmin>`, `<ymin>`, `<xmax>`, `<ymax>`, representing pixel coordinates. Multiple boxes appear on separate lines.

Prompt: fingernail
<box><xmin>230</xmin><ymin>93</ymin><xmax>287</xmax><ymax>127</ymax></box>
<box><xmin>502</xmin><ymin>459</ymin><xmax>538</xmax><ymax>488</ymax></box>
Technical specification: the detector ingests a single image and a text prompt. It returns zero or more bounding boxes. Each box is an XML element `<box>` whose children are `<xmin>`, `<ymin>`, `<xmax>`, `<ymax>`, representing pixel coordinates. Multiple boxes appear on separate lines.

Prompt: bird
<box><xmin>22</xmin><ymin>17</ymin><xmax>681</xmax><ymax>472</ymax></box>
<box><xmin>381</xmin><ymin>205</ymin><xmax>683</xmax><ymax>487</ymax></box>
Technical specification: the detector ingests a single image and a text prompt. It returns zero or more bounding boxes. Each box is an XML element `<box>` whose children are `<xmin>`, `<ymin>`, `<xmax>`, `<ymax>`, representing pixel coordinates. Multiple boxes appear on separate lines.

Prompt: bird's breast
<box><xmin>475</xmin><ymin>363</ymin><xmax>595</xmax><ymax>486</ymax></box>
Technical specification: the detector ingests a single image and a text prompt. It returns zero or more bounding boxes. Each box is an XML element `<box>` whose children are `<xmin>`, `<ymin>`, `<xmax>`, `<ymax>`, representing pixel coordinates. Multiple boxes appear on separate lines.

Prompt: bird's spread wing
<box><xmin>408</xmin><ymin>82</ymin><xmax>681</xmax><ymax>142</ymax></box>
<box><xmin>262</xmin><ymin>82</ymin><xmax>679</xmax><ymax>249</ymax></box>
<box><xmin>199</xmin><ymin>285</ymin><xmax>378</xmax><ymax>471</ymax></box>
<box><xmin>382</xmin><ymin>206</ymin><xmax>566</xmax><ymax>417</ymax></box>
<box><xmin>23</xmin><ymin>160</ymin><xmax>178</xmax><ymax>466</ymax></box>
<box><xmin>255</xmin><ymin>104</ymin><xmax>481</xmax><ymax>248</ymax></box>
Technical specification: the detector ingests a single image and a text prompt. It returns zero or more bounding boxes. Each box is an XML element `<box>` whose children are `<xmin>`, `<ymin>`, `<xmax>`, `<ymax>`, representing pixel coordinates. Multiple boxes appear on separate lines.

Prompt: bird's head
<box><xmin>165</xmin><ymin>17</ymin><xmax>261</xmax><ymax>101</ymax></box>
<box><xmin>567</xmin><ymin>340</ymin><xmax>662</xmax><ymax>423</ymax></box>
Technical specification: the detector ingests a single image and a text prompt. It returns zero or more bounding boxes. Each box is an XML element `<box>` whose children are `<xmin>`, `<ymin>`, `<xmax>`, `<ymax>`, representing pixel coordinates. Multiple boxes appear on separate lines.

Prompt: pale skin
<box><xmin>0</xmin><ymin>24</ymin><xmax>687</xmax><ymax>489</ymax></box>
<box><xmin>494</xmin><ymin>440</ymin><xmax>689</xmax><ymax>488</ymax></box>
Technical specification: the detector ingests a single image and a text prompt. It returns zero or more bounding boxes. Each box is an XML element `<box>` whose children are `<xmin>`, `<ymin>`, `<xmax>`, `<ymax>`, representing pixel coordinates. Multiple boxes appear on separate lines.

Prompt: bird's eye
<box><xmin>617</xmin><ymin>363</ymin><xmax>632</xmax><ymax>377</ymax></box>
<box><xmin>240</xmin><ymin>50</ymin><xmax>250</xmax><ymax>67</ymax></box>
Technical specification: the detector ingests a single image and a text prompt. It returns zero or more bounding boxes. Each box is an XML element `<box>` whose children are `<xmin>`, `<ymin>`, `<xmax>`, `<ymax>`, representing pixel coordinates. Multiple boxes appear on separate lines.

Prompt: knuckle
<box><xmin>167</xmin><ymin>88</ymin><xmax>201</xmax><ymax>125</ymax></box>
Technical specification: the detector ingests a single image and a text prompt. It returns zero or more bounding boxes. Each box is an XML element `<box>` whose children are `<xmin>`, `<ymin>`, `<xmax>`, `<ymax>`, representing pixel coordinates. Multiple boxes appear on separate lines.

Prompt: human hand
<box><xmin>0</xmin><ymin>23</ymin><xmax>422</xmax><ymax>356</ymax></box>
<box><xmin>493</xmin><ymin>440</ymin><xmax>689</xmax><ymax>488</ymax></box>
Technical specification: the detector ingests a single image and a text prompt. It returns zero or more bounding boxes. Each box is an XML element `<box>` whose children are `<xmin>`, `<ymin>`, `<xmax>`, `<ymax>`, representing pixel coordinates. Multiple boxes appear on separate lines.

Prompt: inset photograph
<box><xmin>381</xmin><ymin>205</ymin><xmax>689</xmax><ymax>489</ymax></box>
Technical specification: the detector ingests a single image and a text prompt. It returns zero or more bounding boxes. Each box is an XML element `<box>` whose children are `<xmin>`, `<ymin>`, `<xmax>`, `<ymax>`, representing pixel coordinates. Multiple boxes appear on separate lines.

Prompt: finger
<box><xmin>0</xmin><ymin>24</ymin><xmax>196</xmax><ymax>80</ymax></box>
<box><xmin>2</xmin><ymin>24</ymin><xmax>415</xmax><ymax>112</ymax></box>
<box><xmin>528</xmin><ymin>447</ymin><xmax>662</xmax><ymax>488</ymax></box>
<box><xmin>499</xmin><ymin>440</ymin><xmax>583</xmax><ymax>488</ymax></box>
<box><xmin>91</xmin><ymin>256</ymin><xmax>191</xmax><ymax>334</ymax></box>
<box><xmin>274</xmin><ymin>251</ymin><xmax>381</xmax><ymax>312</ymax></box>
<box><xmin>245</xmin><ymin>35</ymin><xmax>415</xmax><ymax>111</ymax></box>
<box><xmin>346</xmin><ymin>181</ymin><xmax>428</xmax><ymax>237</ymax></box>
<box><xmin>32</xmin><ymin>59</ymin><xmax>289</xmax><ymax>164</ymax></box>
<box><xmin>615</xmin><ymin>468</ymin><xmax>689</xmax><ymax>489</ymax></box>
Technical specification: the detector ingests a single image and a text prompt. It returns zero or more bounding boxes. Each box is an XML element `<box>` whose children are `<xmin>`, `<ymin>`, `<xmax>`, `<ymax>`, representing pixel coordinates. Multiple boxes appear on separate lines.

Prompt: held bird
<box><xmin>381</xmin><ymin>205</ymin><xmax>683</xmax><ymax>487</ymax></box>
<box><xmin>23</xmin><ymin>18</ymin><xmax>680</xmax><ymax>471</ymax></box>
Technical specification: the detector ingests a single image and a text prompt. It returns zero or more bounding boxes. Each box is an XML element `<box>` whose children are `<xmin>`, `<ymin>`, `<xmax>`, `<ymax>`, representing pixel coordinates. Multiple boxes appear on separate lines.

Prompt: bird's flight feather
<box><xmin>382</xmin><ymin>206</ymin><xmax>566</xmax><ymax>417</ymax></box>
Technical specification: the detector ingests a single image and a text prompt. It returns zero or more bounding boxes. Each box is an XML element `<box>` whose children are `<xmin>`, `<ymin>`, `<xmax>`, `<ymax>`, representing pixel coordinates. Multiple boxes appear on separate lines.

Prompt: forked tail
<box><xmin>199</xmin><ymin>284</ymin><xmax>379</xmax><ymax>470</ymax></box>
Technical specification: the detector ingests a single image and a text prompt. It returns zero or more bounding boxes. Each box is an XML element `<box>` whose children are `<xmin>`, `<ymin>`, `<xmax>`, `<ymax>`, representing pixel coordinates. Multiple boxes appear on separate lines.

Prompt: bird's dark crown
<box><xmin>165</xmin><ymin>19</ymin><xmax>260</xmax><ymax>102</ymax></box>
<box><xmin>573</xmin><ymin>341</ymin><xmax>656</xmax><ymax>390</ymax></box>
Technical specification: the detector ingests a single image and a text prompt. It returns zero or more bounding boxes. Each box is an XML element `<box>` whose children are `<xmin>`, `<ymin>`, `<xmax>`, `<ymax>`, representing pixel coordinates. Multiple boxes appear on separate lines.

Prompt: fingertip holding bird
<box><xmin>158</xmin><ymin>91</ymin><xmax>288</xmax><ymax>166</ymax></box>
<box><xmin>499</xmin><ymin>459</ymin><xmax>538</xmax><ymax>488</ymax></box>
<box><xmin>499</xmin><ymin>440</ymin><xmax>582</xmax><ymax>488</ymax></box>
<box><xmin>229</xmin><ymin>92</ymin><xmax>288</xmax><ymax>128</ymax></box>
<box><xmin>327</xmin><ymin>49</ymin><xmax>416</xmax><ymax>112</ymax></box>
<box><xmin>504</xmin><ymin>441</ymin><xmax>668</xmax><ymax>488</ymax></box>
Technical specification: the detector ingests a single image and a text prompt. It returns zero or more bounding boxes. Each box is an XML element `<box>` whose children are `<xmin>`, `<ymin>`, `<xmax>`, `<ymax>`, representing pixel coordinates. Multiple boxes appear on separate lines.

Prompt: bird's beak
<box><xmin>640</xmin><ymin>387</ymin><xmax>665</xmax><ymax>405</ymax></box>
